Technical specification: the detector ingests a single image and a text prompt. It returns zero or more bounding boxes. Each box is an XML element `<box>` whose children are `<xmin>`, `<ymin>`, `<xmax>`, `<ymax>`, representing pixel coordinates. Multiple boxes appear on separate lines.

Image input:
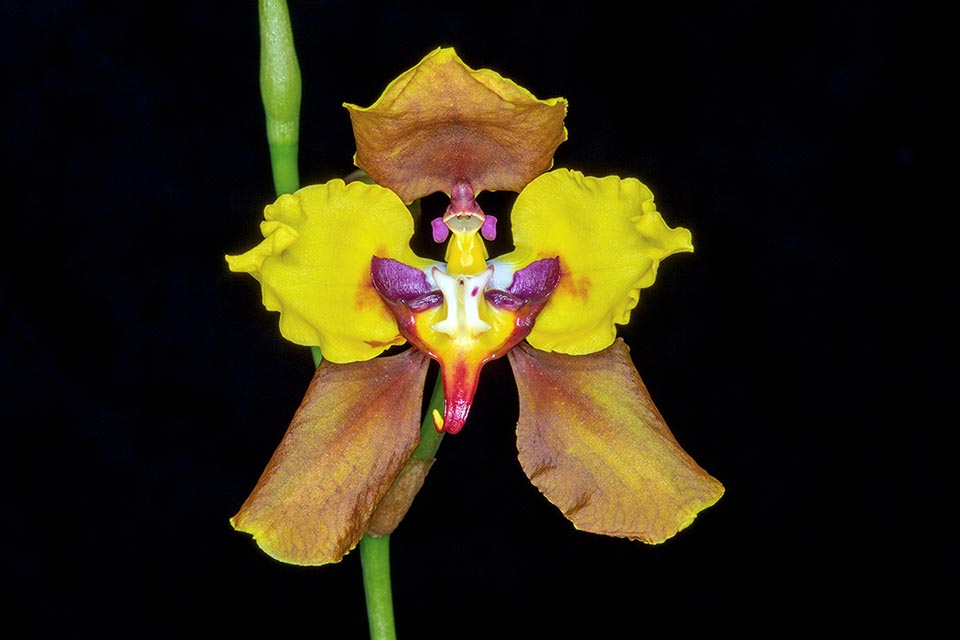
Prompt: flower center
<box><xmin>430</xmin><ymin>266</ymin><xmax>494</xmax><ymax>340</ymax></box>
<box><xmin>430</xmin><ymin>180</ymin><xmax>498</xmax><ymax>276</ymax></box>
<box><xmin>371</xmin><ymin>180</ymin><xmax>560</xmax><ymax>434</ymax></box>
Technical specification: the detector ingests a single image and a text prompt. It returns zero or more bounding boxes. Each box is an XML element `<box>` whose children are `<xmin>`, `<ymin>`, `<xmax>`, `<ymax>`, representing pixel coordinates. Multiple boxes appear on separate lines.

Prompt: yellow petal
<box><xmin>345</xmin><ymin>47</ymin><xmax>568</xmax><ymax>203</ymax></box>
<box><xmin>497</xmin><ymin>169</ymin><xmax>693</xmax><ymax>355</ymax></box>
<box><xmin>509</xmin><ymin>339</ymin><xmax>723</xmax><ymax>543</ymax></box>
<box><xmin>226</xmin><ymin>179</ymin><xmax>437</xmax><ymax>363</ymax></box>
<box><xmin>231</xmin><ymin>348</ymin><xmax>431</xmax><ymax>565</ymax></box>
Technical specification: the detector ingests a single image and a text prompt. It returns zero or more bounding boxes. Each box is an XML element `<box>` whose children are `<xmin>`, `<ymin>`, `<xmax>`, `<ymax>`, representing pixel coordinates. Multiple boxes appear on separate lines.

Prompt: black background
<box><xmin>4</xmin><ymin>1</ymin><xmax>948</xmax><ymax>635</ymax></box>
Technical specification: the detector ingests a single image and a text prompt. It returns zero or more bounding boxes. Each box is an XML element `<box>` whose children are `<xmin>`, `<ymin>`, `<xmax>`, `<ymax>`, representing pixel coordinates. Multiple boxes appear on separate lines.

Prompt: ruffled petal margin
<box><xmin>497</xmin><ymin>169</ymin><xmax>693</xmax><ymax>356</ymax></box>
<box><xmin>226</xmin><ymin>180</ymin><xmax>438</xmax><ymax>363</ymax></box>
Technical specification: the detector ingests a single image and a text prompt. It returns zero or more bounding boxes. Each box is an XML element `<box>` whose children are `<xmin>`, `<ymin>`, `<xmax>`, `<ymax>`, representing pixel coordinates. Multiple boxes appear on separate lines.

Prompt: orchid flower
<box><xmin>227</xmin><ymin>47</ymin><xmax>723</xmax><ymax>566</ymax></box>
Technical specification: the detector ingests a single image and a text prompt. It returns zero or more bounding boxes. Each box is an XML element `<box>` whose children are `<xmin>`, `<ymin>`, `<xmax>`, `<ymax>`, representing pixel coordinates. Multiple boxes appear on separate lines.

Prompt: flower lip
<box><xmin>506</xmin><ymin>257</ymin><xmax>561</xmax><ymax>300</ymax></box>
<box><xmin>372</xmin><ymin>255</ymin><xmax>563</xmax><ymax>435</ymax></box>
<box><xmin>371</xmin><ymin>256</ymin><xmax>443</xmax><ymax>311</ymax></box>
<box><xmin>429</xmin><ymin>265</ymin><xmax>495</xmax><ymax>338</ymax></box>
<box><xmin>485</xmin><ymin>257</ymin><xmax>561</xmax><ymax>317</ymax></box>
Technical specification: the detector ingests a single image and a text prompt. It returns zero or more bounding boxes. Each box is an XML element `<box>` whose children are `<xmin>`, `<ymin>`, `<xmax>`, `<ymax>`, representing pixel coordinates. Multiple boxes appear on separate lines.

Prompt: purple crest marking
<box><xmin>371</xmin><ymin>257</ymin><xmax>436</xmax><ymax>304</ymax></box>
<box><xmin>486</xmin><ymin>257</ymin><xmax>561</xmax><ymax>311</ymax></box>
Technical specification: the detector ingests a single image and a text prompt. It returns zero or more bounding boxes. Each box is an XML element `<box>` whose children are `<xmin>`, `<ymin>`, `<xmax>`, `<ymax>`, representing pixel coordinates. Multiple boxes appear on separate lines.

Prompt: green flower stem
<box><xmin>258</xmin><ymin>6</ymin><xmax>443</xmax><ymax>639</ymax></box>
<box><xmin>360</xmin><ymin>535</ymin><xmax>397</xmax><ymax>640</ymax></box>
<box><xmin>358</xmin><ymin>374</ymin><xmax>443</xmax><ymax>638</ymax></box>
<box><xmin>267</xmin><ymin>143</ymin><xmax>300</xmax><ymax>197</ymax></box>
<box><xmin>414</xmin><ymin>373</ymin><xmax>445</xmax><ymax>460</ymax></box>
<box><xmin>260</xmin><ymin>0</ymin><xmax>318</xmax><ymax>370</ymax></box>
<box><xmin>258</xmin><ymin>0</ymin><xmax>301</xmax><ymax>196</ymax></box>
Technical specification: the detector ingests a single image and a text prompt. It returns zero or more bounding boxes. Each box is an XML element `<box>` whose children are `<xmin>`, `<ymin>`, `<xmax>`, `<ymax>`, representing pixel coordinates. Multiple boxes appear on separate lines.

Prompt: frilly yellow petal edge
<box><xmin>226</xmin><ymin>179</ymin><xmax>437</xmax><ymax>363</ymax></box>
<box><xmin>497</xmin><ymin>169</ymin><xmax>693</xmax><ymax>355</ymax></box>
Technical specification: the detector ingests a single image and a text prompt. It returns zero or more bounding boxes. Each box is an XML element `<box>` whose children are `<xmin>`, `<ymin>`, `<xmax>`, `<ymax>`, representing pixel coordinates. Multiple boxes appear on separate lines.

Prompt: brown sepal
<box><xmin>345</xmin><ymin>48</ymin><xmax>567</xmax><ymax>203</ymax></box>
<box><xmin>508</xmin><ymin>339</ymin><xmax>723</xmax><ymax>544</ymax></box>
<box><xmin>366</xmin><ymin>458</ymin><xmax>435</xmax><ymax>537</ymax></box>
<box><xmin>230</xmin><ymin>348</ymin><xmax>430</xmax><ymax>565</ymax></box>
